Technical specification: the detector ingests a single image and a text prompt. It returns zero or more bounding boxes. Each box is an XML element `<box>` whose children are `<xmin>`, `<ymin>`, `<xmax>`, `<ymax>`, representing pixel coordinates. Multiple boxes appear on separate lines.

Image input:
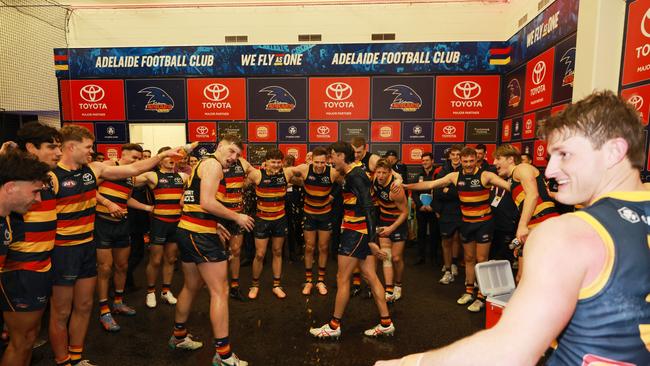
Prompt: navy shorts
<box><xmin>381</xmin><ymin>221</ymin><xmax>408</xmax><ymax>242</ymax></box>
<box><xmin>254</xmin><ymin>217</ymin><xmax>288</xmax><ymax>239</ymax></box>
<box><xmin>0</xmin><ymin>270</ymin><xmax>52</xmax><ymax>312</ymax></box>
<box><xmin>460</xmin><ymin>220</ymin><xmax>494</xmax><ymax>244</ymax></box>
<box><xmin>95</xmin><ymin>217</ymin><xmax>130</xmax><ymax>249</ymax></box>
<box><xmin>221</xmin><ymin>218</ymin><xmax>244</xmax><ymax>237</ymax></box>
<box><xmin>439</xmin><ymin>218</ymin><xmax>462</xmax><ymax>239</ymax></box>
<box><xmin>51</xmin><ymin>242</ymin><xmax>98</xmax><ymax>286</ymax></box>
<box><xmin>177</xmin><ymin>228</ymin><xmax>229</xmax><ymax>264</ymax></box>
<box><xmin>304</xmin><ymin>213</ymin><xmax>333</xmax><ymax>232</ymax></box>
<box><xmin>338</xmin><ymin>229</ymin><xmax>371</xmax><ymax>259</ymax></box>
<box><xmin>150</xmin><ymin>218</ymin><xmax>179</xmax><ymax>245</ymax></box>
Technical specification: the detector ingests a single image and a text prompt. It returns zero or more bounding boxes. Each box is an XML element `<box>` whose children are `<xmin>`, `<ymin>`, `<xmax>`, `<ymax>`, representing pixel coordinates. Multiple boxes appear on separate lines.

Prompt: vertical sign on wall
<box><xmin>309</xmin><ymin>77</ymin><xmax>370</xmax><ymax>120</ymax></box>
<box><xmin>435</xmin><ymin>75</ymin><xmax>500</xmax><ymax>120</ymax></box>
<box><xmin>552</xmin><ymin>34</ymin><xmax>576</xmax><ymax>104</ymax></box>
<box><xmin>187</xmin><ymin>78</ymin><xmax>246</xmax><ymax>120</ymax></box>
<box><xmin>502</xmin><ymin>66</ymin><xmax>526</xmax><ymax>118</ymax></box>
<box><xmin>248</xmin><ymin>78</ymin><xmax>307</xmax><ymax>120</ymax></box>
<box><xmin>126</xmin><ymin>79</ymin><xmax>187</xmax><ymax>120</ymax></box>
<box><xmin>371</xmin><ymin>76</ymin><xmax>435</xmax><ymax>120</ymax></box>
<box><xmin>621</xmin><ymin>84</ymin><xmax>650</xmax><ymax>126</ymax></box>
<box><xmin>60</xmin><ymin>80</ymin><xmax>126</xmax><ymax>121</ymax></box>
<box><xmin>621</xmin><ymin>0</ymin><xmax>650</xmax><ymax>86</ymax></box>
<box><xmin>524</xmin><ymin>47</ymin><xmax>555</xmax><ymax>112</ymax></box>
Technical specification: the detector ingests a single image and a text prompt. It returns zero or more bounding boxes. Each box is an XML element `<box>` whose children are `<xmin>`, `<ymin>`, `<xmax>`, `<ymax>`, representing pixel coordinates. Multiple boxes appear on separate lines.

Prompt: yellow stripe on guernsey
<box><xmin>53</xmin><ymin>163</ymin><xmax>97</xmax><ymax>247</ymax></box>
<box><xmin>178</xmin><ymin>157</ymin><xmax>219</xmax><ymax>234</ymax></box>
<box><xmin>303</xmin><ymin>165</ymin><xmax>333</xmax><ymax>215</ymax></box>
<box><xmin>255</xmin><ymin>169</ymin><xmax>287</xmax><ymax>221</ymax></box>
<box><xmin>152</xmin><ymin>171</ymin><xmax>185</xmax><ymax>223</ymax></box>
<box><xmin>96</xmin><ymin>178</ymin><xmax>133</xmax><ymax>222</ymax></box>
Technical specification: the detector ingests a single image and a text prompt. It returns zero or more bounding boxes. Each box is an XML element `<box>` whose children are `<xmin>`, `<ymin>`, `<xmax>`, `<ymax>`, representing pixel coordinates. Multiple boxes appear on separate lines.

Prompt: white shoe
<box><xmin>214</xmin><ymin>352</ymin><xmax>248</xmax><ymax>366</ymax></box>
<box><xmin>385</xmin><ymin>292</ymin><xmax>396</xmax><ymax>302</ymax></box>
<box><xmin>439</xmin><ymin>271</ymin><xmax>454</xmax><ymax>285</ymax></box>
<box><xmin>161</xmin><ymin>291</ymin><xmax>177</xmax><ymax>305</ymax></box>
<box><xmin>168</xmin><ymin>334</ymin><xmax>203</xmax><ymax>350</ymax></box>
<box><xmin>467</xmin><ymin>299</ymin><xmax>485</xmax><ymax>313</ymax></box>
<box><xmin>74</xmin><ymin>360</ymin><xmax>97</xmax><ymax>366</ymax></box>
<box><xmin>146</xmin><ymin>292</ymin><xmax>157</xmax><ymax>308</ymax></box>
<box><xmin>451</xmin><ymin>264</ymin><xmax>459</xmax><ymax>276</ymax></box>
<box><xmin>457</xmin><ymin>293</ymin><xmax>474</xmax><ymax>305</ymax></box>
<box><xmin>309</xmin><ymin>323</ymin><xmax>341</xmax><ymax>339</ymax></box>
<box><xmin>363</xmin><ymin>323</ymin><xmax>395</xmax><ymax>337</ymax></box>
<box><xmin>440</xmin><ymin>265</ymin><xmax>446</xmax><ymax>273</ymax></box>
<box><xmin>393</xmin><ymin>286</ymin><xmax>402</xmax><ymax>301</ymax></box>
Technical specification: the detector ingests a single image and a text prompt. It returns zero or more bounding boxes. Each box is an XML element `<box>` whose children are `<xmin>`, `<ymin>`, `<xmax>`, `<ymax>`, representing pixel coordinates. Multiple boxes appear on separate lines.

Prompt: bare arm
<box><xmin>240</xmin><ymin>158</ymin><xmax>262</xmax><ymax>185</ymax></box>
<box><xmin>127</xmin><ymin>196</ymin><xmax>153</xmax><ymax>212</ymax></box>
<box><xmin>404</xmin><ymin>172</ymin><xmax>456</xmax><ymax>191</ymax></box>
<box><xmin>93</xmin><ymin>147</ymin><xmax>181</xmax><ymax>182</ymax></box>
<box><xmin>368</xmin><ymin>153</ymin><xmax>380</xmax><ymax>172</ymax></box>
<box><xmin>96</xmin><ymin>191</ymin><xmax>126</xmax><ymax>218</ymax></box>
<box><xmin>133</xmin><ymin>171</ymin><xmax>156</xmax><ymax>189</ymax></box>
<box><xmin>484</xmin><ymin>171</ymin><xmax>511</xmax><ymax>192</ymax></box>
<box><xmin>513</xmin><ymin>166</ymin><xmax>540</xmax><ymax>243</ymax></box>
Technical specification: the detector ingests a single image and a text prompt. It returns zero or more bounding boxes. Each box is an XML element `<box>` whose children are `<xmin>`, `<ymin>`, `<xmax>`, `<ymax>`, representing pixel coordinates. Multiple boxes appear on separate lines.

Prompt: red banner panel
<box><xmin>60</xmin><ymin>80</ymin><xmax>125</xmax><ymax>121</ymax></box>
<box><xmin>279</xmin><ymin>144</ymin><xmax>307</xmax><ymax>164</ymax></box>
<box><xmin>533</xmin><ymin>140</ymin><xmax>548</xmax><ymax>167</ymax></box>
<box><xmin>433</xmin><ymin>121</ymin><xmax>465</xmax><ymax>142</ymax></box>
<box><xmin>309</xmin><ymin>77</ymin><xmax>370</xmax><ymax>120</ymax></box>
<box><xmin>524</xmin><ymin>47</ymin><xmax>555</xmax><ymax>112</ymax></box>
<box><xmin>248</xmin><ymin>122</ymin><xmax>277</xmax><ymax>142</ymax></box>
<box><xmin>188</xmin><ymin>122</ymin><xmax>217</xmax><ymax>142</ymax></box>
<box><xmin>308</xmin><ymin>121</ymin><xmax>338</xmax><ymax>143</ymax></box>
<box><xmin>187</xmin><ymin>78</ymin><xmax>246</xmax><ymax>120</ymax></box>
<box><xmin>435</xmin><ymin>75</ymin><xmax>500</xmax><ymax>120</ymax></box>
<box><xmin>370</xmin><ymin>121</ymin><xmax>401</xmax><ymax>142</ymax></box>
<box><xmin>401</xmin><ymin>144</ymin><xmax>432</xmax><ymax>165</ymax></box>
<box><xmin>501</xmin><ymin>119</ymin><xmax>512</xmax><ymax>142</ymax></box>
<box><xmin>622</xmin><ymin>0</ymin><xmax>650</xmax><ymax>85</ymax></box>
<box><xmin>95</xmin><ymin>144</ymin><xmax>122</xmax><ymax>161</ymax></box>
<box><xmin>523</xmin><ymin>112</ymin><xmax>536</xmax><ymax>140</ymax></box>
<box><xmin>621</xmin><ymin>84</ymin><xmax>650</xmax><ymax>126</ymax></box>
<box><xmin>551</xmin><ymin>103</ymin><xmax>569</xmax><ymax>116</ymax></box>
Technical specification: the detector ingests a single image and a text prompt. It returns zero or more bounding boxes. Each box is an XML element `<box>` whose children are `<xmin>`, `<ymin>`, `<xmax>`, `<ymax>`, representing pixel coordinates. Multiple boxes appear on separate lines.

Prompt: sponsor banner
<box><xmin>536</xmin><ymin>109</ymin><xmax>551</xmax><ymax>135</ymax></box>
<box><xmin>502</xmin><ymin>65</ymin><xmax>525</xmax><ymax>118</ymax></box>
<box><xmin>63</xmin><ymin>122</ymin><xmax>94</xmax><ymax>133</ymax></box>
<box><xmin>502</xmin><ymin>119</ymin><xmax>512</xmax><ymax>142</ymax></box>
<box><xmin>279</xmin><ymin>144</ymin><xmax>307</xmax><ymax>164</ymax></box>
<box><xmin>188</xmin><ymin>122</ymin><xmax>217</xmax><ymax>142</ymax></box>
<box><xmin>125</xmin><ymin>79</ymin><xmax>186</xmax><ymax>120</ymax></box>
<box><xmin>533</xmin><ymin>139</ymin><xmax>548</xmax><ymax>167</ymax></box>
<box><xmin>370</xmin><ymin>143</ymin><xmax>401</xmax><ymax>159</ymax></box>
<box><xmin>370</xmin><ymin>121</ymin><xmax>401</xmax><ymax>142</ymax></box>
<box><xmin>308</xmin><ymin>121</ymin><xmax>339</xmax><ymax>142</ymax></box>
<box><xmin>55</xmin><ymin>41</ymin><xmax>505</xmax><ymax>79</ymax></box>
<box><xmin>248</xmin><ymin>121</ymin><xmax>277</xmax><ymax>142</ymax></box>
<box><xmin>95</xmin><ymin>122</ymin><xmax>127</xmax><ymax>143</ymax></box>
<box><xmin>524</xmin><ymin>47</ymin><xmax>555</xmax><ymax>112</ymax></box>
<box><xmin>522</xmin><ymin>113</ymin><xmax>536</xmax><ymax>140</ymax></box>
<box><xmin>192</xmin><ymin>142</ymin><xmax>217</xmax><ymax>158</ymax></box>
<box><xmin>309</xmin><ymin>77</ymin><xmax>370</xmax><ymax>120</ymax></box>
<box><xmin>247</xmin><ymin>144</ymin><xmax>277</xmax><ymax>166</ymax></box>
<box><xmin>511</xmin><ymin>141</ymin><xmax>522</xmax><ymax>153</ymax></box>
<box><xmin>552</xmin><ymin>34</ymin><xmax>576</xmax><ymax>103</ymax></box>
<box><xmin>248</xmin><ymin>78</ymin><xmax>307</xmax><ymax>120</ymax></box>
<box><xmin>432</xmin><ymin>144</ymin><xmax>453</xmax><ymax>164</ymax></box>
<box><xmin>434</xmin><ymin>121</ymin><xmax>465</xmax><ymax>142</ymax></box>
<box><xmin>520</xmin><ymin>141</ymin><xmax>535</xmax><ymax>157</ymax></box>
<box><xmin>465</xmin><ymin>121</ymin><xmax>498</xmax><ymax>142</ymax></box>
<box><xmin>511</xmin><ymin>117</ymin><xmax>523</xmax><ymax>140</ymax></box>
<box><xmin>622</xmin><ymin>0</ymin><xmax>650</xmax><ymax>86</ymax></box>
<box><xmin>217</xmin><ymin>121</ymin><xmax>246</xmax><ymax>142</ymax></box>
<box><xmin>467</xmin><ymin>143</ymin><xmax>496</xmax><ymax>163</ymax></box>
<box><xmin>401</xmin><ymin>144</ymin><xmax>432</xmax><ymax>165</ymax></box>
<box><xmin>340</xmin><ymin>121</ymin><xmax>369</xmax><ymax>142</ymax></box>
<box><xmin>278</xmin><ymin>121</ymin><xmax>307</xmax><ymax>142</ymax></box>
<box><xmin>402</xmin><ymin>121</ymin><xmax>432</xmax><ymax>142</ymax></box>
<box><xmin>186</xmin><ymin>78</ymin><xmax>246</xmax><ymax>120</ymax></box>
<box><xmin>371</xmin><ymin>76</ymin><xmax>434</xmax><ymax>120</ymax></box>
<box><xmin>435</xmin><ymin>75</ymin><xmax>500</xmax><ymax>120</ymax></box>
<box><xmin>60</xmin><ymin>80</ymin><xmax>125</xmax><ymax>121</ymax></box>
<box><xmin>95</xmin><ymin>144</ymin><xmax>122</xmax><ymax>161</ymax></box>
<box><xmin>621</xmin><ymin>84</ymin><xmax>650</xmax><ymax>125</ymax></box>
<box><xmin>551</xmin><ymin>103</ymin><xmax>569</xmax><ymax>116</ymax></box>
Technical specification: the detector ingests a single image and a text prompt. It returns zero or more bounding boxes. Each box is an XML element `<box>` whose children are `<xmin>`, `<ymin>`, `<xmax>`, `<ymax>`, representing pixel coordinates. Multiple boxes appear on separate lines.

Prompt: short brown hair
<box><xmin>374</xmin><ymin>158</ymin><xmax>393</xmax><ymax>171</ymax></box>
<box><xmin>450</xmin><ymin>144</ymin><xmax>463</xmax><ymax>153</ymax></box>
<box><xmin>265</xmin><ymin>148</ymin><xmax>284</xmax><ymax>161</ymax></box>
<box><xmin>312</xmin><ymin>147</ymin><xmax>328</xmax><ymax>157</ymax></box>
<box><xmin>220</xmin><ymin>134</ymin><xmax>243</xmax><ymax>150</ymax></box>
<box><xmin>350</xmin><ymin>137</ymin><xmax>366</xmax><ymax>148</ymax></box>
<box><xmin>538</xmin><ymin>90</ymin><xmax>645</xmax><ymax>169</ymax></box>
<box><xmin>121</xmin><ymin>143</ymin><xmax>143</xmax><ymax>153</ymax></box>
<box><xmin>460</xmin><ymin>147</ymin><xmax>477</xmax><ymax>158</ymax></box>
<box><xmin>157</xmin><ymin>146</ymin><xmax>171</xmax><ymax>154</ymax></box>
<box><xmin>60</xmin><ymin>125</ymin><xmax>95</xmax><ymax>143</ymax></box>
<box><xmin>495</xmin><ymin>144</ymin><xmax>522</xmax><ymax>164</ymax></box>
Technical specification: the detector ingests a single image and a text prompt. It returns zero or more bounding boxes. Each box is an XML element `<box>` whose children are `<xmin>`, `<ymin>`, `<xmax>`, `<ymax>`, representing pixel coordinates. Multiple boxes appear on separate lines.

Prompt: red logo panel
<box><xmin>188</xmin><ymin>122</ymin><xmax>217</xmax><ymax>142</ymax></box>
<box><xmin>434</xmin><ymin>121</ymin><xmax>465</xmax><ymax>142</ymax></box>
<box><xmin>401</xmin><ymin>144</ymin><xmax>432</xmax><ymax>165</ymax></box>
<box><xmin>533</xmin><ymin>140</ymin><xmax>548</xmax><ymax>167</ymax></box>
<box><xmin>551</xmin><ymin>103</ymin><xmax>569</xmax><ymax>116</ymax></box>
<box><xmin>60</xmin><ymin>80</ymin><xmax>125</xmax><ymax>121</ymax></box>
<box><xmin>525</xmin><ymin>48</ymin><xmax>555</xmax><ymax>112</ymax></box>
<box><xmin>501</xmin><ymin>119</ymin><xmax>512</xmax><ymax>142</ymax></box>
<box><xmin>95</xmin><ymin>144</ymin><xmax>122</xmax><ymax>161</ymax></box>
<box><xmin>279</xmin><ymin>144</ymin><xmax>307</xmax><ymax>164</ymax></box>
<box><xmin>63</xmin><ymin>122</ymin><xmax>94</xmax><ymax>134</ymax></box>
<box><xmin>248</xmin><ymin>122</ymin><xmax>277</xmax><ymax>142</ymax></box>
<box><xmin>187</xmin><ymin>78</ymin><xmax>246</xmax><ymax>120</ymax></box>
<box><xmin>435</xmin><ymin>75</ymin><xmax>500</xmax><ymax>120</ymax></box>
<box><xmin>370</xmin><ymin>121</ymin><xmax>401</xmax><ymax>142</ymax></box>
<box><xmin>523</xmin><ymin>113</ymin><xmax>536</xmax><ymax>140</ymax></box>
<box><xmin>309</xmin><ymin>122</ymin><xmax>339</xmax><ymax>142</ymax></box>
<box><xmin>622</xmin><ymin>0</ymin><xmax>650</xmax><ymax>85</ymax></box>
<box><xmin>621</xmin><ymin>84</ymin><xmax>650</xmax><ymax>126</ymax></box>
<box><xmin>309</xmin><ymin>77</ymin><xmax>370</xmax><ymax>120</ymax></box>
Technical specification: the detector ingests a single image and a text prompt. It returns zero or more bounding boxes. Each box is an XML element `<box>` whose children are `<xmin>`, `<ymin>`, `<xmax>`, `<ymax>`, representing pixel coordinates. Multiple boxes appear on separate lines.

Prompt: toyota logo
<box><xmin>203</xmin><ymin>83</ymin><xmax>229</xmax><ymax>102</ymax></box>
<box><xmin>79</xmin><ymin>84</ymin><xmax>105</xmax><ymax>102</ymax></box>
<box><xmin>525</xmin><ymin>119</ymin><xmax>533</xmax><ymax>129</ymax></box>
<box><xmin>317</xmin><ymin>126</ymin><xmax>330</xmax><ymax>135</ymax></box>
<box><xmin>325</xmin><ymin>82</ymin><xmax>353</xmax><ymax>101</ymax></box>
<box><xmin>453</xmin><ymin>81</ymin><xmax>481</xmax><ymax>100</ymax></box>
<box><xmin>628</xmin><ymin>95</ymin><xmax>644</xmax><ymax>111</ymax></box>
<box><xmin>196</xmin><ymin>126</ymin><xmax>209</xmax><ymax>135</ymax></box>
<box><xmin>536</xmin><ymin>145</ymin><xmax>545</xmax><ymax>157</ymax></box>
<box><xmin>642</xmin><ymin>8</ymin><xmax>650</xmax><ymax>38</ymax></box>
<box><xmin>442</xmin><ymin>125</ymin><xmax>456</xmax><ymax>135</ymax></box>
<box><xmin>532</xmin><ymin>61</ymin><xmax>546</xmax><ymax>85</ymax></box>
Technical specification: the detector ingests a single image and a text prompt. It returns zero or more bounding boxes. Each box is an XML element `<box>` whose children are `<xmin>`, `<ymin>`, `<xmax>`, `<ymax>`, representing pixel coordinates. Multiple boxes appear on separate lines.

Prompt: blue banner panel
<box><xmin>370</xmin><ymin>143</ymin><xmax>401</xmax><ymax>159</ymax></box>
<box><xmin>193</xmin><ymin>143</ymin><xmax>217</xmax><ymax>158</ymax></box>
<box><xmin>466</xmin><ymin>121</ymin><xmax>498</xmax><ymax>143</ymax></box>
<box><xmin>217</xmin><ymin>121</ymin><xmax>246</xmax><ymax>142</ymax></box>
<box><xmin>95</xmin><ymin>122</ymin><xmax>127</xmax><ymax>143</ymax></box>
<box><xmin>552</xmin><ymin>34</ymin><xmax>576</xmax><ymax>104</ymax></box>
<box><xmin>340</xmin><ymin>121</ymin><xmax>369</xmax><ymax>142</ymax></box>
<box><xmin>433</xmin><ymin>144</ymin><xmax>453</xmax><ymax>164</ymax></box>
<box><xmin>126</xmin><ymin>79</ymin><xmax>186</xmax><ymax>120</ymax></box>
<box><xmin>502</xmin><ymin>64</ymin><xmax>526</xmax><ymax>118</ymax></box>
<box><xmin>402</xmin><ymin>121</ymin><xmax>432</xmax><ymax>142</ymax></box>
<box><xmin>511</xmin><ymin>116</ymin><xmax>523</xmax><ymax>141</ymax></box>
<box><xmin>371</xmin><ymin>76</ymin><xmax>434</xmax><ymax>120</ymax></box>
<box><xmin>278</xmin><ymin>121</ymin><xmax>307</xmax><ymax>143</ymax></box>
<box><xmin>248</xmin><ymin>78</ymin><xmax>307</xmax><ymax>120</ymax></box>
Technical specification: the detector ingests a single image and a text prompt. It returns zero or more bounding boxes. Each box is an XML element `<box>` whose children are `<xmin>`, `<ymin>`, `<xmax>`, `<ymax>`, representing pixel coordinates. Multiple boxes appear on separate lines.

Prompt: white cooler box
<box><xmin>475</xmin><ymin>260</ymin><xmax>516</xmax><ymax>329</ymax></box>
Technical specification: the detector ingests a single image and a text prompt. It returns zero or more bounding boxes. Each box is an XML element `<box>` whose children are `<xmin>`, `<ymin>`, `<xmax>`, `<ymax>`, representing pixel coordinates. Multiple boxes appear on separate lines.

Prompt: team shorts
<box><xmin>254</xmin><ymin>217</ymin><xmax>288</xmax><ymax>239</ymax></box>
<box><xmin>338</xmin><ymin>229</ymin><xmax>371</xmax><ymax>259</ymax></box>
<box><xmin>439</xmin><ymin>218</ymin><xmax>462</xmax><ymax>239</ymax></box>
<box><xmin>0</xmin><ymin>270</ymin><xmax>52</xmax><ymax>312</ymax></box>
<box><xmin>460</xmin><ymin>220</ymin><xmax>494</xmax><ymax>244</ymax></box>
<box><xmin>380</xmin><ymin>221</ymin><xmax>407</xmax><ymax>242</ymax></box>
<box><xmin>304</xmin><ymin>213</ymin><xmax>333</xmax><ymax>232</ymax></box>
<box><xmin>51</xmin><ymin>242</ymin><xmax>98</xmax><ymax>286</ymax></box>
<box><xmin>95</xmin><ymin>217</ymin><xmax>130</xmax><ymax>249</ymax></box>
<box><xmin>176</xmin><ymin>228</ymin><xmax>229</xmax><ymax>264</ymax></box>
<box><xmin>150</xmin><ymin>218</ymin><xmax>179</xmax><ymax>245</ymax></box>
<box><xmin>221</xmin><ymin>218</ymin><xmax>244</xmax><ymax>237</ymax></box>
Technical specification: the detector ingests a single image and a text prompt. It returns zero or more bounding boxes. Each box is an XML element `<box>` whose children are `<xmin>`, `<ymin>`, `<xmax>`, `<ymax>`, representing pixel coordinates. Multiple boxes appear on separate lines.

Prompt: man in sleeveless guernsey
<box><xmin>405</xmin><ymin>147</ymin><xmax>511</xmax><ymax>313</ymax></box>
<box><xmin>134</xmin><ymin>146</ymin><xmax>189</xmax><ymax>309</ymax></box>
<box><xmin>49</xmin><ymin>125</ymin><xmax>184</xmax><ymax>366</ymax></box>
<box><xmin>494</xmin><ymin>144</ymin><xmax>559</xmax><ymax>283</ymax></box>
<box><xmin>377</xmin><ymin>91</ymin><xmax>650</xmax><ymax>366</ymax></box>
<box><xmin>170</xmin><ymin>134</ymin><xmax>254</xmax><ymax>366</ymax></box>
<box><xmin>0</xmin><ymin>150</ymin><xmax>53</xmax><ymax>366</ymax></box>
<box><xmin>372</xmin><ymin>159</ymin><xmax>409</xmax><ymax>303</ymax></box>
<box><xmin>94</xmin><ymin>143</ymin><xmax>154</xmax><ymax>332</ymax></box>
<box><xmin>310</xmin><ymin>141</ymin><xmax>395</xmax><ymax>339</ymax></box>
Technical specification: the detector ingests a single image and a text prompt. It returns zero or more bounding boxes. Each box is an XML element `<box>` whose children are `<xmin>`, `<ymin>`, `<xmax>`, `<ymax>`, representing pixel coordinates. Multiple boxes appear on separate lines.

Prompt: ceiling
<box><xmin>59</xmin><ymin>0</ymin><xmax>512</xmax><ymax>8</ymax></box>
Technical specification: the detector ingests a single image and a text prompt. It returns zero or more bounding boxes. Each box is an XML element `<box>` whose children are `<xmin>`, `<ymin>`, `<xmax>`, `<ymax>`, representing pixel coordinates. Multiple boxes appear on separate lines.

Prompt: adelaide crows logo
<box><xmin>560</xmin><ymin>47</ymin><xmax>576</xmax><ymax>87</ymax></box>
<box><xmin>138</xmin><ymin>87</ymin><xmax>174</xmax><ymax>113</ymax></box>
<box><xmin>507</xmin><ymin>79</ymin><xmax>521</xmax><ymax>108</ymax></box>
<box><xmin>383</xmin><ymin>85</ymin><xmax>422</xmax><ymax>112</ymax></box>
<box><xmin>258</xmin><ymin>86</ymin><xmax>296</xmax><ymax>112</ymax></box>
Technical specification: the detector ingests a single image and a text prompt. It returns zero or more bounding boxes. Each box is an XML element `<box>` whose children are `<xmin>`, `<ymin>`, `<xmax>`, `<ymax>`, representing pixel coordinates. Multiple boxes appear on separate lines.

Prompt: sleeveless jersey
<box><xmin>0</xmin><ymin>216</ymin><xmax>12</xmax><ymax>270</ymax></box>
<box><xmin>178</xmin><ymin>157</ymin><xmax>219</xmax><ymax>234</ymax></box>
<box><xmin>152</xmin><ymin>170</ymin><xmax>184</xmax><ymax>223</ymax></box>
<box><xmin>255</xmin><ymin>169</ymin><xmax>287</xmax><ymax>220</ymax></box>
<box><xmin>547</xmin><ymin>192</ymin><xmax>650</xmax><ymax>365</ymax></box>
<box><xmin>342</xmin><ymin>162</ymin><xmax>369</xmax><ymax>234</ymax></box>
<box><xmin>216</xmin><ymin>159</ymin><xmax>245</xmax><ymax>213</ymax></box>
<box><xmin>456</xmin><ymin>168</ymin><xmax>492</xmax><ymax>223</ymax></box>
<box><xmin>510</xmin><ymin>167</ymin><xmax>559</xmax><ymax>228</ymax></box>
<box><xmin>373</xmin><ymin>175</ymin><xmax>401</xmax><ymax>224</ymax></box>
<box><xmin>96</xmin><ymin>164</ymin><xmax>134</xmax><ymax>222</ymax></box>
<box><xmin>52</xmin><ymin>164</ymin><xmax>97</xmax><ymax>246</ymax></box>
<box><xmin>303</xmin><ymin>164</ymin><xmax>333</xmax><ymax>216</ymax></box>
